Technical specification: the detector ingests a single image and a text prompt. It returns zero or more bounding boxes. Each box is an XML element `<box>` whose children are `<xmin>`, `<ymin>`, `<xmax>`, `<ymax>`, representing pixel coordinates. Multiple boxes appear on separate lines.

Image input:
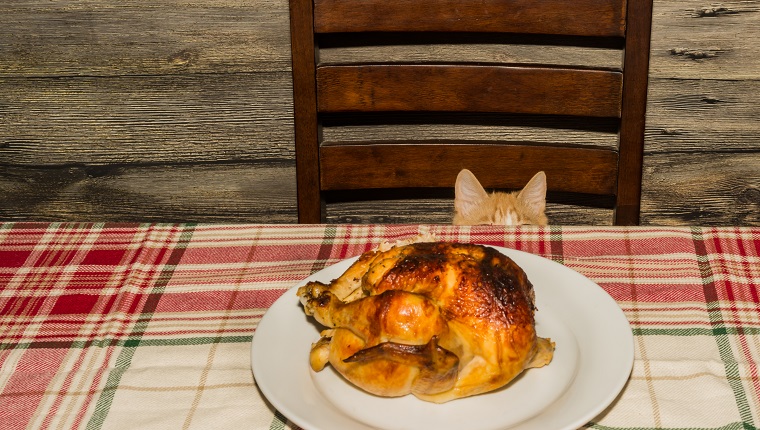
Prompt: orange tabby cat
<box><xmin>453</xmin><ymin>169</ymin><xmax>548</xmax><ymax>226</ymax></box>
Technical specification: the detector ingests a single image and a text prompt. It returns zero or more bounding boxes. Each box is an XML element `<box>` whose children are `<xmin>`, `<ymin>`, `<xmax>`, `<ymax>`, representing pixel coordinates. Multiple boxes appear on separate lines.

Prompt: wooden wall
<box><xmin>1</xmin><ymin>0</ymin><xmax>758</xmax><ymax>225</ymax></box>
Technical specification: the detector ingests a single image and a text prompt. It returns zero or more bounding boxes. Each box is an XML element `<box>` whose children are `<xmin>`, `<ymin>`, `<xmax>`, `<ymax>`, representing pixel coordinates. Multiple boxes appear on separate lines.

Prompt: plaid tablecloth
<box><xmin>1</xmin><ymin>223</ymin><xmax>758</xmax><ymax>430</ymax></box>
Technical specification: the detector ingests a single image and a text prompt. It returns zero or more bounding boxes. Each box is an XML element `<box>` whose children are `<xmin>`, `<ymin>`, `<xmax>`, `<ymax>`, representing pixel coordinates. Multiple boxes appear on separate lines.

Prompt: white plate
<box><xmin>252</xmin><ymin>246</ymin><xmax>633</xmax><ymax>430</ymax></box>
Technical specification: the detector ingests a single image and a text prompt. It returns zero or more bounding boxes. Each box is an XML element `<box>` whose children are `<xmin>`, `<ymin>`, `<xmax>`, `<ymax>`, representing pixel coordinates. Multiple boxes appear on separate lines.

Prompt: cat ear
<box><xmin>517</xmin><ymin>171</ymin><xmax>547</xmax><ymax>217</ymax></box>
<box><xmin>455</xmin><ymin>169</ymin><xmax>489</xmax><ymax>217</ymax></box>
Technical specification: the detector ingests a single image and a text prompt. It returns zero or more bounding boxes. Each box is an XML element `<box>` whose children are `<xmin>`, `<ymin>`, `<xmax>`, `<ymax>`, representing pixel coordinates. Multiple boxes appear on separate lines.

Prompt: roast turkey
<box><xmin>297</xmin><ymin>241</ymin><xmax>554</xmax><ymax>403</ymax></box>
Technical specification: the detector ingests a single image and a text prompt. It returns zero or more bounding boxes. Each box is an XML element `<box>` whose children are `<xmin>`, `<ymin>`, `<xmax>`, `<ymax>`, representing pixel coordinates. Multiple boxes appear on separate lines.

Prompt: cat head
<box><xmin>453</xmin><ymin>169</ymin><xmax>548</xmax><ymax>226</ymax></box>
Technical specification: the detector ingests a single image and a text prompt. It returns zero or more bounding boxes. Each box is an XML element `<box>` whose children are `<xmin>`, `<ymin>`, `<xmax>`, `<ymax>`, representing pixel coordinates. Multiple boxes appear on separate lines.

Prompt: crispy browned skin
<box><xmin>298</xmin><ymin>242</ymin><xmax>554</xmax><ymax>403</ymax></box>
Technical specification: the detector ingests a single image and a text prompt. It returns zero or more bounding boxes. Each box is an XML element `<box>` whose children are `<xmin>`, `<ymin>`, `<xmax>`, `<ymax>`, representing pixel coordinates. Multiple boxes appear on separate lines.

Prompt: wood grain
<box><xmin>317</xmin><ymin>65</ymin><xmax>623</xmax><ymax>117</ymax></box>
<box><xmin>642</xmin><ymin>153</ymin><xmax>760</xmax><ymax>226</ymax></box>
<box><xmin>1</xmin><ymin>73</ymin><xmax>294</xmax><ymax>164</ymax></box>
<box><xmin>0</xmin><ymin>0</ymin><xmax>758</xmax><ymax>226</ymax></box>
<box><xmin>302</xmin><ymin>0</ymin><xmax>646</xmax><ymax>225</ymax></box>
<box><xmin>313</xmin><ymin>0</ymin><xmax>626</xmax><ymax>37</ymax></box>
<box><xmin>289</xmin><ymin>0</ymin><xmax>322</xmax><ymax>223</ymax></box>
<box><xmin>649</xmin><ymin>0</ymin><xmax>760</xmax><ymax>80</ymax></box>
<box><xmin>321</xmin><ymin>119</ymin><xmax>620</xmax><ymax>149</ymax></box>
<box><xmin>0</xmin><ymin>0</ymin><xmax>291</xmax><ymax>76</ymax></box>
<box><xmin>0</xmin><ymin>164</ymin><xmax>297</xmax><ymax>222</ymax></box>
<box><xmin>325</xmin><ymin>199</ymin><xmax>614</xmax><ymax>225</ymax></box>
<box><xmin>319</xmin><ymin>43</ymin><xmax>623</xmax><ymax>69</ymax></box>
<box><xmin>320</xmin><ymin>143</ymin><xmax>619</xmax><ymax>194</ymax></box>
<box><xmin>644</xmin><ymin>78</ymin><xmax>760</xmax><ymax>153</ymax></box>
<box><xmin>615</xmin><ymin>0</ymin><xmax>654</xmax><ymax>225</ymax></box>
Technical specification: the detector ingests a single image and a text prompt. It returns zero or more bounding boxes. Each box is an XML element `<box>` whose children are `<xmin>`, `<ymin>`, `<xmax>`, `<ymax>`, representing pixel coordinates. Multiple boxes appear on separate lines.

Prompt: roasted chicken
<box><xmin>298</xmin><ymin>241</ymin><xmax>554</xmax><ymax>403</ymax></box>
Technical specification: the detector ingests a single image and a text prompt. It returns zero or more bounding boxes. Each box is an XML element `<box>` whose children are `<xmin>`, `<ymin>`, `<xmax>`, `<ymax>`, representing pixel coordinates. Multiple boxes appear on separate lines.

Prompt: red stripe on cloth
<box><xmin>79</xmin><ymin>249</ymin><xmax>129</xmax><ymax>266</ymax></box>
<box><xmin>711</xmin><ymin>233</ymin><xmax>736</xmax><ymax>303</ymax></box>
<box><xmin>734</xmin><ymin>228</ymin><xmax>760</xmax><ymax>305</ymax></box>
<box><xmin>0</xmin><ymin>348</ymin><xmax>70</xmax><ymax>430</ymax></box>
<box><xmin>50</xmin><ymin>294</ymin><xmax>100</xmax><ymax>315</ymax></box>
<box><xmin>156</xmin><ymin>290</ymin><xmax>288</xmax><ymax>313</ymax></box>
<box><xmin>445</xmin><ymin>225</ymin><xmax>556</xmax><ymax>256</ymax></box>
<box><xmin>0</xmin><ymin>250</ymin><xmax>33</xmax><ymax>267</ymax></box>
<box><xmin>599</xmin><ymin>281</ymin><xmax>708</xmax><ymax>303</ymax></box>
<box><xmin>179</xmin><ymin>243</ymin><xmax>328</xmax><ymax>264</ymax></box>
<box><xmin>1</xmin><ymin>296</ymin><xmax>45</xmax><ymax>318</ymax></box>
<box><xmin>562</xmin><ymin>234</ymin><xmax>698</xmax><ymax>258</ymax></box>
<box><xmin>708</xmin><ymin>231</ymin><xmax>760</xmax><ymax>405</ymax></box>
<box><xmin>705</xmin><ymin>232</ymin><xmax>759</xmax><ymax>304</ymax></box>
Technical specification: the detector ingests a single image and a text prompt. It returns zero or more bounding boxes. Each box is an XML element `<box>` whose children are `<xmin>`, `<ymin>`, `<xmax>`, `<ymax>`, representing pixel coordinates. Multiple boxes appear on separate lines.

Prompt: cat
<box><xmin>453</xmin><ymin>169</ymin><xmax>548</xmax><ymax>226</ymax></box>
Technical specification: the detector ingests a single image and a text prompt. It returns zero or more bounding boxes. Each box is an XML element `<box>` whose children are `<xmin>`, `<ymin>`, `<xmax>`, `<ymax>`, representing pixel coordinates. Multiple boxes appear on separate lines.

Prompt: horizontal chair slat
<box><xmin>314</xmin><ymin>0</ymin><xmax>626</xmax><ymax>37</ymax></box>
<box><xmin>320</xmin><ymin>142</ymin><xmax>619</xmax><ymax>195</ymax></box>
<box><xmin>317</xmin><ymin>65</ymin><xmax>623</xmax><ymax>118</ymax></box>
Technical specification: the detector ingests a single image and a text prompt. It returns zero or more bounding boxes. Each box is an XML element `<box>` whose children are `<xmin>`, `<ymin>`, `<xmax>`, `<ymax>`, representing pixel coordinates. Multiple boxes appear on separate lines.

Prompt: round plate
<box><xmin>251</xmin><ymin>246</ymin><xmax>633</xmax><ymax>430</ymax></box>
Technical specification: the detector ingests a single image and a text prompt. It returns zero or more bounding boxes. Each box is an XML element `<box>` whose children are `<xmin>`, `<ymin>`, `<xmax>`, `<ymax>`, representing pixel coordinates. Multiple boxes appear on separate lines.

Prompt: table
<box><xmin>1</xmin><ymin>223</ymin><xmax>758</xmax><ymax>429</ymax></box>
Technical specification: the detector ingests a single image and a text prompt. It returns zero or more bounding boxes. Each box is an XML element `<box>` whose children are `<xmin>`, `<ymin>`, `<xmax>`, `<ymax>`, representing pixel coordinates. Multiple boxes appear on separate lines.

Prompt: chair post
<box><xmin>616</xmin><ymin>0</ymin><xmax>654</xmax><ymax>225</ymax></box>
<box><xmin>289</xmin><ymin>0</ymin><xmax>322</xmax><ymax>223</ymax></box>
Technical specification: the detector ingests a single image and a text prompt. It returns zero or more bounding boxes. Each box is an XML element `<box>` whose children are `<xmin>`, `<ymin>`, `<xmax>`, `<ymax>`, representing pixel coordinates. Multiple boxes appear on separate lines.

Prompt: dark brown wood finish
<box><xmin>616</xmin><ymin>0</ymin><xmax>655</xmax><ymax>225</ymax></box>
<box><xmin>290</xmin><ymin>0</ymin><xmax>322</xmax><ymax>223</ymax></box>
<box><xmin>290</xmin><ymin>0</ymin><xmax>654</xmax><ymax>225</ymax></box>
<box><xmin>313</xmin><ymin>0</ymin><xmax>627</xmax><ymax>37</ymax></box>
<box><xmin>320</xmin><ymin>143</ymin><xmax>619</xmax><ymax>194</ymax></box>
<box><xmin>317</xmin><ymin>65</ymin><xmax>623</xmax><ymax>117</ymax></box>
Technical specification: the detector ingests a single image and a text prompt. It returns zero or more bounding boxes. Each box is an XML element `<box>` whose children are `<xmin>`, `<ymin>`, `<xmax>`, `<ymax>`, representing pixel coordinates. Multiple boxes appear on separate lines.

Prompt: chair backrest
<box><xmin>289</xmin><ymin>0</ymin><xmax>654</xmax><ymax>225</ymax></box>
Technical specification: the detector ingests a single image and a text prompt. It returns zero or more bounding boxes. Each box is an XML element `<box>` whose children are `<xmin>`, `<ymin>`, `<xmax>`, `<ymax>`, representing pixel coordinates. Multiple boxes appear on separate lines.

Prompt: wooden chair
<box><xmin>289</xmin><ymin>0</ymin><xmax>654</xmax><ymax>225</ymax></box>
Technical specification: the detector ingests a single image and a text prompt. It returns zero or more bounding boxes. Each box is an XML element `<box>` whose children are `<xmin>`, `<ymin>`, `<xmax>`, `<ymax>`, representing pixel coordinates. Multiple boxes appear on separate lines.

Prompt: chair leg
<box><xmin>613</xmin><ymin>204</ymin><xmax>640</xmax><ymax>226</ymax></box>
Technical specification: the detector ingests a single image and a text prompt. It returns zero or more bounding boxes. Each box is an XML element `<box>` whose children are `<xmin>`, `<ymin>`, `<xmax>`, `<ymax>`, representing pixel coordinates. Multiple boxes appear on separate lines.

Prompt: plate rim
<box><xmin>251</xmin><ymin>245</ymin><xmax>633</xmax><ymax>430</ymax></box>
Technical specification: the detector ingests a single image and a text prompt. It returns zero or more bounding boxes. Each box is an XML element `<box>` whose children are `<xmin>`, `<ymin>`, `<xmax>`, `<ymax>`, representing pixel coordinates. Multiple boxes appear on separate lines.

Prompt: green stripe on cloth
<box><xmin>310</xmin><ymin>224</ymin><xmax>337</xmax><ymax>274</ymax></box>
<box><xmin>549</xmin><ymin>224</ymin><xmax>564</xmax><ymax>265</ymax></box>
<box><xmin>270</xmin><ymin>410</ymin><xmax>289</xmax><ymax>430</ymax></box>
<box><xmin>1</xmin><ymin>335</ymin><xmax>254</xmax><ymax>351</ymax></box>
<box><xmin>632</xmin><ymin>328</ymin><xmax>760</xmax><ymax>336</ymax></box>
<box><xmin>692</xmin><ymin>227</ymin><xmax>755</xmax><ymax>429</ymax></box>
<box><xmin>271</xmin><ymin>409</ymin><xmax>305</xmax><ymax>430</ymax></box>
<box><xmin>85</xmin><ymin>225</ymin><xmax>196</xmax><ymax>430</ymax></box>
<box><xmin>585</xmin><ymin>421</ymin><xmax>752</xmax><ymax>430</ymax></box>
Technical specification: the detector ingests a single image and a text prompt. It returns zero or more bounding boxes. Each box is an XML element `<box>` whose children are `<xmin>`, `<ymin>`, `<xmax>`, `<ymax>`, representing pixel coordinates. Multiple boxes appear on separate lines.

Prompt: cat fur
<box><xmin>453</xmin><ymin>169</ymin><xmax>548</xmax><ymax>226</ymax></box>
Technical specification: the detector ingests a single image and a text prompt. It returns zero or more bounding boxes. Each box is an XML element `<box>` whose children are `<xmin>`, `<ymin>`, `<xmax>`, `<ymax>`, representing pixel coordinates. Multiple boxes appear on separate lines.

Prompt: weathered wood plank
<box><xmin>326</xmin><ymin>199</ymin><xmax>613</xmax><ymax>225</ymax></box>
<box><xmin>642</xmin><ymin>152</ymin><xmax>760</xmax><ymax>225</ymax></box>
<box><xmin>320</xmin><ymin>44</ymin><xmax>623</xmax><ymax>69</ymax></box>
<box><xmin>0</xmin><ymin>164</ymin><xmax>298</xmax><ymax>222</ymax></box>
<box><xmin>5</xmin><ymin>0</ymin><xmax>756</xmax><ymax>80</ymax></box>
<box><xmin>2</xmin><ymin>73</ymin><xmax>756</xmax><ymax>225</ymax></box>
<box><xmin>0</xmin><ymin>0</ymin><xmax>758</xmax><ymax>227</ymax></box>
<box><xmin>644</xmin><ymin>77</ymin><xmax>760</xmax><ymax>153</ymax></box>
<box><xmin>0</xmin><ymin>73</ymin><xmax>294</xmax><ymax>164</ymax></box>
<box><xmin>0</xmin><ymin>0</ymin><xmax>291</xmax><ymax>76</ymax></box>
<box><xmin>649</xmin><ymin>0</ymin><xmax>760</xmax><ymax>80</ymax></box>
<box><xmin>323</xmin><ymin>122</ymin><xmax>619</xmax><ymax>148</ymax></box>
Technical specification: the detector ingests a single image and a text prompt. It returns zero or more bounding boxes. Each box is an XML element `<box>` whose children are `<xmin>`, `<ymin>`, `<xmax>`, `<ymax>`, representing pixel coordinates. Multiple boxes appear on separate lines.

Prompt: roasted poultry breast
<box><xmin>298</xmin><ymin>241</ymin><xmax>554</xmax><ymax>403</ymax></box>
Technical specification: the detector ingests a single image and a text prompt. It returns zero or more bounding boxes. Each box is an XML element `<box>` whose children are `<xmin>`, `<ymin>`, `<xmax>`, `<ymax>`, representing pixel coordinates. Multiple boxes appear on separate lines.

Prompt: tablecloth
<box><xmin>0</xmin><ymin>223</ymin><xmax>758</xmax><ymax>429</ymax></box>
